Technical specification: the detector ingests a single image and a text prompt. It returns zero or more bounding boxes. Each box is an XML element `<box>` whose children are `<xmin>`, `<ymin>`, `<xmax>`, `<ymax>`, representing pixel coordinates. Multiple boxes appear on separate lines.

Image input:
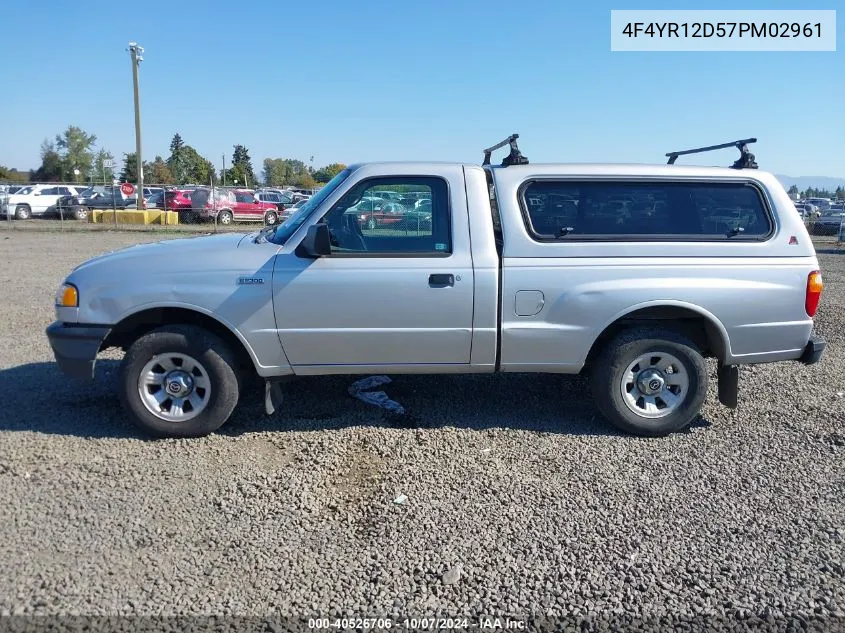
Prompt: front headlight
<box><xmin>55</xmin><ymin>283</ymin><xmax>79</xmax><ymax>307</ymax></box>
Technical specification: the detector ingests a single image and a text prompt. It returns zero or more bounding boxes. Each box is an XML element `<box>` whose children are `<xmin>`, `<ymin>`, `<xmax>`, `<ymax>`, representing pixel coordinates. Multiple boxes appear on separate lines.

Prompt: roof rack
<box><xmin>482</xmin><ymin>134</ymin><xmax>529</xmax><ymax>167</ymax></box>
<box><xmin>665</xmin><ymin>138</ymin><xmax>758</xmax><ymax>169</ymax></box>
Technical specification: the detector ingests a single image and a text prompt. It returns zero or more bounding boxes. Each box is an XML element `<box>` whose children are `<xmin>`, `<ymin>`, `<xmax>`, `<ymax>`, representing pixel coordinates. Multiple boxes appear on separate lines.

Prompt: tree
<box><xmin>293</xmin><ymin>172</ymin><xmax>317</xmax><ymax>189</ymax></box>
<box><xmin>146</xmin><ymin>156</ymin><xmax>174</xmax><ymax>184</ymax></box>
<box><xmin>787</xmin><ymin>185</ymin><xmax>799</xmax><ymax>196</ymax></box>
<box><xmin>230</xmin><ymin>144</ymin><xmax>256</xmax><ymax>187</ymax></box>
<box><xmin>167</xmin><ymin>133</ymin><xmax>187</xmax><ymax>183</ymax></box>
<box><xmin>262</xmin><ymin>157</ymin><xmax>312</xmax><ymax>186</ymax></box>
<box><xmin>166</xmin><ymin>133</ymin><xmax>214</xmax><ymax>184</ymax></box>
<box><xmin>55</xmin><ymin>125</ymin><xmax>97</xmax><ymax>182</ymax></box>
<box><xmin>120</xmin><ymin>152</ymin><xmax>139</xmax><ymax>182</ymax></box>
<box><xmin>93</xmin><ymin>149</ymin><xmax>115</xmax><ymax>183</ymax></box>
<box><xmin>31</xmin><ymin>140</ymin><xmax>64</xmax><ymax>182</ymax></box>
<box><xmin>180</xmin><ymin>146</ymin><xmax>216</xmax><ymax>184</ymax></box>
<box><xmin>313</xmin><ymin>163</ymin><xmax>346</xmax><ymax>183</ymax></box>
<box><xmin>169</xmin><ymin>133</ymin><xmax>185</xmax><ymax>155</ymax></box>
<box><xmin>0</xmin><ymin>166</ymin><xmax>29</xmax><ymax>184</ymax></box>
<box><xmin>835</xmin><ymin>186</ymin><xmax>844</xmax><ymax>200</ymax></box>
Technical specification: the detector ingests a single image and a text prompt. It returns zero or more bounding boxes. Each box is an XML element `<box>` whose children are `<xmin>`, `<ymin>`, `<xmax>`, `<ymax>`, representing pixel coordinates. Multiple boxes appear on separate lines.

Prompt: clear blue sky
<box><xmin>0</xmin><ymin>0</ymin><xmax>842</xmax><ymax>177</ymax></box>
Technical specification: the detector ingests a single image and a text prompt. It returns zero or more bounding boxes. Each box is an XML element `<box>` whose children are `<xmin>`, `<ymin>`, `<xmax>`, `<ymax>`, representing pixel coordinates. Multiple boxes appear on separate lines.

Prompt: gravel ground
<box><xmin>0</xmin><ymin>231</ymin><xmax>843</xmax><ymax>630</ymax></box>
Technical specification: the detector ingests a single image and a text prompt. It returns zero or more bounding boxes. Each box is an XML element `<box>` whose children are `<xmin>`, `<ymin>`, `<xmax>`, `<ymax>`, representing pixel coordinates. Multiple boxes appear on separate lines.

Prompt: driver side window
<box><xmin>321</xmin><ymin>177</ymin><xmax>450</xmax><ymax>256</ymax></box>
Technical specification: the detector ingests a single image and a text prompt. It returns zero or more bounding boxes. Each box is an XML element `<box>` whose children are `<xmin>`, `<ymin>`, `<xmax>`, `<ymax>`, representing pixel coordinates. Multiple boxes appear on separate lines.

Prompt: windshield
<box><xmin>267</xmin><ymin>168</ymin><xmax>353</xmax><ymax>245</ymax></box>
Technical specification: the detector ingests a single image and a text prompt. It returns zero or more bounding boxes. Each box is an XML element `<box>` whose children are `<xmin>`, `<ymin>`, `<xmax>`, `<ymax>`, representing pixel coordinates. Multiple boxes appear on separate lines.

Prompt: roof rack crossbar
<box><xmin>482</xmin><ymin>134</ymin><xmax>529</xmax><ymax>167</ymax></box>
<box><xmin>665</xmin><ymin>137</ymin><xmax>758</xmax><ymax>169</ymax></box>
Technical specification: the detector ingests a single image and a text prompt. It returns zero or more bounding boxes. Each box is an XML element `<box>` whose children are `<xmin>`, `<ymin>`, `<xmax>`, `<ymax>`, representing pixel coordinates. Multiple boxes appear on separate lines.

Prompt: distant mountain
<box><xmin>776</xmin><ymin>175</ymin><xmax>845</xmax><ymax>192</ymax></box>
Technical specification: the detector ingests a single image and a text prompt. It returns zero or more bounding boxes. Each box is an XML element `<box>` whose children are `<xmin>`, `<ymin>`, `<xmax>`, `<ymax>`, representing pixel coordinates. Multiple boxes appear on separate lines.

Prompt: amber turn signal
<box><xmin>56</xmin><ymin>283</ymin><xmax>79</xmax><ymax>308</ymax></box>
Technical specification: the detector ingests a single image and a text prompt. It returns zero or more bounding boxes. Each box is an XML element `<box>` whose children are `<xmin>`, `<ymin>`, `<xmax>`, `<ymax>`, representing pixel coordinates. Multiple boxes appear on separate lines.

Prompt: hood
<box><xmin>71</xmin><ymin>232</ymin><xmax>253</xmax><ymax>274</ymax></box>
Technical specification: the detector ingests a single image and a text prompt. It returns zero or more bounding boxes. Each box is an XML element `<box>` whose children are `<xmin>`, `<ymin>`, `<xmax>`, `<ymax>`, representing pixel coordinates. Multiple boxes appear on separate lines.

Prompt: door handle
<box><xmin>428</xmin><ymin>274</ymin><xmax>454</xmax><ymax>288</ymax></box>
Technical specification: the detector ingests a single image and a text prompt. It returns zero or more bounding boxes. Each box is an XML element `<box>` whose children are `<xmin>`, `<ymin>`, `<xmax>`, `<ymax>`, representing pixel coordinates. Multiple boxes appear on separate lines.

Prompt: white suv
<box><xmin>2</xmin><ymin>184</ymin><xmax>87</xmax><ymax>219</ymax></box>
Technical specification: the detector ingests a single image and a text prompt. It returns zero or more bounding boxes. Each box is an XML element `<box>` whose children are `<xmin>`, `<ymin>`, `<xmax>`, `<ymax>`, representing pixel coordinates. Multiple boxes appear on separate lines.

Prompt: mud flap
<box><xmin>717</xmin><ymin>365</ymin><xmax>739</xmax><ymax>409</ymax></box>
<box><xmin>264</xmin><ymin>380</ymin><xmax>285</xmax><ymax>416</ymax></box>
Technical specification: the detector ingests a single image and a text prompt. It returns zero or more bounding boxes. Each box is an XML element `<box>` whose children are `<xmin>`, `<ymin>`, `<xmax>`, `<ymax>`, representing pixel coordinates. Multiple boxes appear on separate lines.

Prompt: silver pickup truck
<box><xmin>46</xmin><ymin>136</ymin><xmax>826</xmax><ymax>438</ymax></box>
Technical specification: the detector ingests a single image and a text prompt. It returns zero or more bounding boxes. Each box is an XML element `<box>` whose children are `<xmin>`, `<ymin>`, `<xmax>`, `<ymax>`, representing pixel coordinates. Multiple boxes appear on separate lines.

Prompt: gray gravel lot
<box><xmin>0</xmin><ymin>231</ymin><xmax>843</xmax><ymax>629</ymax></box>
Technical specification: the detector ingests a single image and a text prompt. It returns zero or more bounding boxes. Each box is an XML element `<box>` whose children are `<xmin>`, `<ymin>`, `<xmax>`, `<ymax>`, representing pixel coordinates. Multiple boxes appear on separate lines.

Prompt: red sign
<box><xmin>120</xmin><ymin>182</ymin><xmax>136</xmax><ymax>196</ymax></box>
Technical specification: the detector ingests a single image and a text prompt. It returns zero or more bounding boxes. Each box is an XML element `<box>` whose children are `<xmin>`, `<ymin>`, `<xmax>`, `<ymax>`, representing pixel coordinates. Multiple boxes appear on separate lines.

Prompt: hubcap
<box><xmin>620</xmin><ymin>352</ymin><xmax>689</xmax><ymax>419</ymax></box>
<box><xmin>138</xmin><ymin>353</ymin><xmax>211</xmax><ymax>422</ymax></box>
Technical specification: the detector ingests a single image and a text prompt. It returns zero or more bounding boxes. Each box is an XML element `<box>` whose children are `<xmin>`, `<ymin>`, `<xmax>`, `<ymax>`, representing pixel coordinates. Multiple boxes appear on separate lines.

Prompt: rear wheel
<box><xmin>264</xmin><ymin>210</ymin><xmax>278</xmax><ymax>225</ymax></box>
<box><xmin>73</xmin><ymin>206</ymin><xmax>88</xmax><ymax>221</ymax></box>
<box><xmin>218</xmin><ymin>210</ymin><xmax>233</xmax><ymax>225</ymax></box>
<box><xmin>590</xmin><ymin>327</ymin><xmax>708</xmax><ymax>436</ymax></box>
<box><xmin>118</xmin><ymin>325</ymin><xmax>240</xmax><ymax>438</ymax></box>
<box><xmin>15</xmin><ymin>205</ymin><xmax>31</xmax><ymax>220</ymax></box>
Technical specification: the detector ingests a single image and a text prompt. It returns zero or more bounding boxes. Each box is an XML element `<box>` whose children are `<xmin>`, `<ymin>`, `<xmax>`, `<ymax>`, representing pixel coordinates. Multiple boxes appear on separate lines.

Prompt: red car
<box><xmin>352</xmin><ymin>198</ymin><xmax>406</xmax><ymax>229</ymax></box>
<box><xmin>160</xmin><ymin>189</ymin><xmax>193</xmax><ymax>211</ymax></box>
<box><xmin>231</xmin><ymin>189</ymin><xmax>281</xmax><ymax>224</ymax></box>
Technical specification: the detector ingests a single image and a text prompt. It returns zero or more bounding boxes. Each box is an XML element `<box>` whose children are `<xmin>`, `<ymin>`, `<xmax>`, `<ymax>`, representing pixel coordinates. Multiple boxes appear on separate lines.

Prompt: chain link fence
<box><xmin>0</xmin><ymin>181</ymin><xmax>314</xmax><ymax>235</ymax></box>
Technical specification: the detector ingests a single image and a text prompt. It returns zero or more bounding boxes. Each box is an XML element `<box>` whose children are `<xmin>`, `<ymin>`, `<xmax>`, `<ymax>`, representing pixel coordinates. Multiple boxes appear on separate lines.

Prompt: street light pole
<box><xmin>222</xmin><ymin>153</ymin><xmax>226</xmax><ymax>187</ymax></box>
<box><xmin>128</xmin><ymin>42</ymin><xmax>145</xmax><ymax>209</ymax></box>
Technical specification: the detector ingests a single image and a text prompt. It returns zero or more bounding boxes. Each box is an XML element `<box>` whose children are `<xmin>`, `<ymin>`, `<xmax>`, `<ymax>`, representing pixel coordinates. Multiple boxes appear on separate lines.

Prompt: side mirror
<box><xmin>33</xmin><ymin>191</ymin><xmax>41</xmax><ymax>196</ymax></box>
<box><xmin>295</xmin><ymin>222</ymin><xmax>331</xmax><ymax>258</ymax></box>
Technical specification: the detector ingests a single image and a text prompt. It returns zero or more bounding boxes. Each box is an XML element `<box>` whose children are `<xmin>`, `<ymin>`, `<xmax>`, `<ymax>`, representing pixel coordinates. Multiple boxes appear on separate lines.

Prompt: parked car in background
<box><xmin>232</xmin><ymin>189</ymin><xmax>281</xmax><ymax>224</ymax></box>
<box><xmin>286</xmin><ymin>198</ymin><xmax>309</xmax><ymax>213</ymax></box>
<box><xmin>810</xmin><ymin>212</ymin><xmax>845</xmax><ymax>236</ymax></box>
<box><xmin>255</xmin><ymin>191</ymin><xmax>294</xmax><ymax>212</ymax></box>
<box><xmin>2</xmin><ymin>184</ymin><xmax>87</xmax><ymax>219</ymax></box>
<box><xmin>804</xmin><ymin>198</ymin><xmax>832</xmax><ymax>212</ymax></box>
<box><xmin>85</xmin><ymin>189</ymin><xmax>130</xmax><ymax>210</ymax></box>
<box><xmin>371</xmin><ymin>190</ymin><xmax>403</xmax><ymax>202</ymax></box>
<box><xmin>346</xmin><ymin>196</ymin><xmax>403</xmax><ymax>229</ymax></box>
<box><xmin>145</xmin><ymin>191</ymin><xmax>165</xmax><ymax>209</ymax></box>
<box><xmin>161</xmin><ymin>189</ymin><xmax>194</xmax><ymax>212</ymax></box>
<box><xmin>127</xmin><ymin>186</ymin><xmax>165</xmax><ymax>208</ymax></box>
<box><xmin>185</xmin><ymin>187</ymin><xmax>236</xmax><ymax>224</ymax></box>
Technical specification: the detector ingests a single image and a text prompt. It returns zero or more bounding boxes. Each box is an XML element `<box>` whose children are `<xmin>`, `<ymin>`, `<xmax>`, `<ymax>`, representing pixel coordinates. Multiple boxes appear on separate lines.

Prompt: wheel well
<box><xmin>584</xmin><ymin>306</ymin><xmax>727</xmax><ymax>367</ymax></box>
<box><xmin>102</xmin><ymin>307</ymin><xmax>256</xmax><ymax>377</ymax></box>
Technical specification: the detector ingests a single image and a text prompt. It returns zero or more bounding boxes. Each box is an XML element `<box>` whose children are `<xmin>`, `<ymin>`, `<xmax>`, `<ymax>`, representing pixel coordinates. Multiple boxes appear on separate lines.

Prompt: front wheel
<box><xmin>118</xmin><ymin>325</ymin><xmax>241</xmax><ymax>437</ymax></box>
<box><xmin>366</xmin><ymin>217</ymin><xmax>377</xmax><ymax>230</ymax></box>
<box><xmin>590</xmin><ymin>327</ymin><xmax>708</xmax><ymax>436</ymax></box>
<box><xmin>73</xmin><ymin>206</ymin><xmax>89</xmax><ymax>221</ymax></box>
<box><xmin>15</xmin><ymin>205</ymin><xmax>31</xmax><ymax>220</ymax></box>
<box><xmin>264</xmin><ymin>210</ymin><xmax>278</xmax><ymax>225</ymax></box>
<box><xmin>218</xmin><ymin>210</ymin><xmax>233</xmax><ymax>225</ymax></box>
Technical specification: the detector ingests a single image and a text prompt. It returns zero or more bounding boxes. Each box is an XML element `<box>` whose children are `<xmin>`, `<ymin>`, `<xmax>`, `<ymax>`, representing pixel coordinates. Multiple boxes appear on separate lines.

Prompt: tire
<box><xmin>264</xmin><ymin>210</ymin><xmax>278</xmax><ymax>226</ymax></box>
<box><xmin>366</xmin><ymin>217</ymin><xmax>377</xmax><ymax>230</ymax></box>
<box><xmin>14</xmin><ymin>204</ymin><xmax>31</xmax><ymax>220</ymax></box>
<box><xmin>218</xmin><ymin>210</ymin><xmax>233</xmax><ymax>225</ymax></box>
<box><xmin>118</xmin><ymin>325</ymin><xmax>241</xmax><ymax>438</ymax></box>
<box><xmin>73</xmin><ymin>206</ymin><xmax>89</xmax><ymax>221</ymax></box>
<box><xmin>590</xmin><ymin>327</ymin><xmax>708</xmax><ymax>436</ymax></box>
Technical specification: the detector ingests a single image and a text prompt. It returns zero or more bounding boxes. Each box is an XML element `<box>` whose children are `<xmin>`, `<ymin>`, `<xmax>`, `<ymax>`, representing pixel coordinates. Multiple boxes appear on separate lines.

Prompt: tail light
<box><xmin>806</xmin><ymin>271</ymin><xmax>823</xmax><ymax>317</ymax></box>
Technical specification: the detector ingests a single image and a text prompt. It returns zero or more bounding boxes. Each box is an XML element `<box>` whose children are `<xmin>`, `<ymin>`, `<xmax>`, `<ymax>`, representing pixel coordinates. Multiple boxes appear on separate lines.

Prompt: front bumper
<box><xmin>45</xmin><ymin>321</ymin><xmax>111</xmax><ymax>380</ymax></box>
<box><xmin>799</xmin><ymin>334</ymin><xmax>826</xmax><ymax>365</ymax></box>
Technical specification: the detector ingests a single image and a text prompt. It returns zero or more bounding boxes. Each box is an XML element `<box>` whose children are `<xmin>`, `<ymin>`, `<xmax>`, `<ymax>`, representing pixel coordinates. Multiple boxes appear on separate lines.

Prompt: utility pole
<box><xmin>222</xmin><ymin>153</ymin><xmax>226</xmax><ymax>187</ymax></box>
<box><xmin>128</xmin><ymin>42</ymin><xmax>145</xmax><ymax>209</ymax></box>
